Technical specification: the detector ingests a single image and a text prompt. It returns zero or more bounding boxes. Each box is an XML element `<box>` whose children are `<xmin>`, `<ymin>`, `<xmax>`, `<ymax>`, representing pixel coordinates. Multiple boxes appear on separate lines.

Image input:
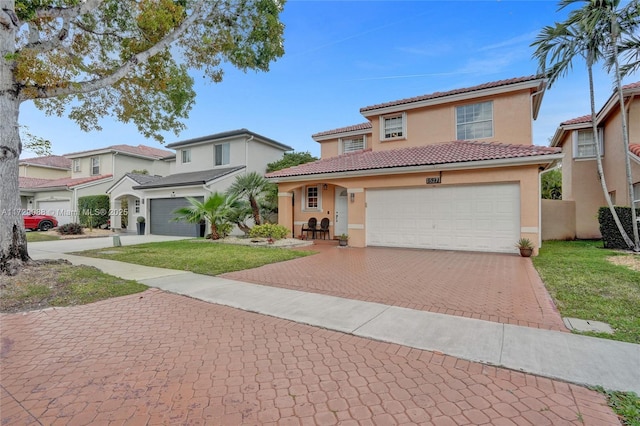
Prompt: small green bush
<box><xmin>78</xmin><ymin>195</ymin><xmax>110</xmax><ymax>228</ymax></box>
<box><xmin>249</xmin><ymin>224</ymin><xmax>289</xmax><ymax>240</ymax></box>
<box><xmin>598</xmin><ymin>206</ymin><xmax>640</xmax><ymax>249</ymax></box>
<box><xmin>57</xmin><ymin>223</ymin><xmax>84</xmax><ymax>235</ymax></box>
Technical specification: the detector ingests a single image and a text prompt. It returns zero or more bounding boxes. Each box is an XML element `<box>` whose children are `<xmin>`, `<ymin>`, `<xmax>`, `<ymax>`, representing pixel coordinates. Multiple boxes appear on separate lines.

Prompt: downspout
<box><xmin>538</xmin><ymin>162</ymin><xmax>560</xmax><ymax>250</ymax></box>
<box><xmin>245</xmin><ymin>134</ymin><xmax>254</xmax><ymax>173</ymax></box>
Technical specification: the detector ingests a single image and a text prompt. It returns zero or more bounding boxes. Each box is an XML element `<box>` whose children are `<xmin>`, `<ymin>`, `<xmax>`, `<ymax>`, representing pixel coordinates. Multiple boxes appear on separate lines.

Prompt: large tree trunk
<box><xmin>0</xmin><ymin>90</ymin><xmax>30</xmax><ymax>275</ymax></box>
<box><xmin>1</xmin><ymin>4</ymin><xmax>30</xmax><ymax>275</ymax></box>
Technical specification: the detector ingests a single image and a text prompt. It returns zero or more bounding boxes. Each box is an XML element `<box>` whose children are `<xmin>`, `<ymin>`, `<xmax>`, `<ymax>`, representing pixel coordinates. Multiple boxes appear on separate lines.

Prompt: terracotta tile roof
<box><xmin>64</xmin><ymin>144</ymin><xmax>173</xmax><ymax>159</ymax></box>
<box><xmin>312</xmin><ymin>122</ymin><xmax>373</xmax><ymax>138</ymax></box>
<box><xmin>630</xmin><ymin>144</ymin><xmax>640</xmax><ymax>157</ymax></box>
<box><xmin>360</xmin><ymin>75</ymin><xmax>541</xmax><ymax>113</ymax></box>
<box><xmin>266</xmin><ymin>141</ymin><xmax>561</xmax><ymax>178</ymax></box>
<box><xmin>19</xmin><ymin>155</ymin><xmax>71</xmax><ymax>169</ymax></box>
<box><xmin>622</xmin><ymin>81</ymin><xmax>640</xmax><ymax>90</ymax></box>
<box><xmin>19</xmin><ymin>177</ymin><xmax>56</xmax><ymax>189</ymax></box>
<box><xmin>19</xmin><ymin>174</ymin><xmax>113</xmax><ymax>189</ymax></box>
<box><xmin>560</xmin><ymin>115</ymin><xmax>592</xmax><ymax>126</ymax></box>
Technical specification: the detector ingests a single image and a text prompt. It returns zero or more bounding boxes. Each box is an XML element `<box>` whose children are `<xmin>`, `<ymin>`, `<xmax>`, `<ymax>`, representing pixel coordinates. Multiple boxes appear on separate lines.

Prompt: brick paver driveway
<box><xmin>223</xmin><ymin>246</ymin><xmax>567</xmax><ymax>331</ymax></box>
<box><xmin>1</xmin><ymin>290</ymin><xmax>617</xmax><ymax>425</ymax></box>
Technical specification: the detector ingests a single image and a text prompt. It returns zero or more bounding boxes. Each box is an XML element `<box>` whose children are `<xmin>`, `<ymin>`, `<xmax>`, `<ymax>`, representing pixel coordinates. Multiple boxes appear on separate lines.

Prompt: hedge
<box><xmin>78</xmin><ymin>195</ymin><xmax>110</xmax><ymax>228</ymax></box>
<box><xmin>598</xmin><ymin>206</ymin><xmax>640</xmax><ymax>249</ymax></box>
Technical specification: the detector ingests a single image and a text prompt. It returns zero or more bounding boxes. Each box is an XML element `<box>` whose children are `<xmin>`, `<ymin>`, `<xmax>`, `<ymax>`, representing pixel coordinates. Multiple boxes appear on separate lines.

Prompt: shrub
<box><xmin>57</xmin><ymin>223</ymin><xmax>84</xmax><ymax>235</ymax></box>
<box><xmin>598</xmin><ymin>206</ymin><xmax>640</xmax><ymax>249</ymax></box>
<box><xmin>78</xmin><ymin>195</ymin><xmax>110</xmax><ymax>228</ymax></box>
<box><xmin>249</xmin><ymin>224</ymin><xmax>289</xmax><ymax>240</ymax></box>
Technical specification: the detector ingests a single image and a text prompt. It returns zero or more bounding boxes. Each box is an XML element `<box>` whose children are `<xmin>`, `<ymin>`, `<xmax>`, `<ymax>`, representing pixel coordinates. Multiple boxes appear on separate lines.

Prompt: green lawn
<box><xmin>26</xmin><ymin>231</ymin><xmax>60</xmax><ymax>242</ymax></box>
<box><xmin>77</xmin><ymin>239</ymin><xmax>314</xmax><ymax>275</ymax></box>
<box><xmin>1</xmin><ymin>263</ymin><xmax>147</xmax><ymax>313</ymax></box>
<box><xmin>533</xmin><ymin>240</ymin><xmax>640</xmax><ymax>344</ymax></box>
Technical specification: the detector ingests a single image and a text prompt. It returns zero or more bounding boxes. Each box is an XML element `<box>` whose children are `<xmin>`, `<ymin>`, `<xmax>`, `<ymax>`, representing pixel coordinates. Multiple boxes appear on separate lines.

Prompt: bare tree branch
<box><xmin>24</xmin><ymin>19</ymin><xmax>70</xmax><ymax>53</ymax></box>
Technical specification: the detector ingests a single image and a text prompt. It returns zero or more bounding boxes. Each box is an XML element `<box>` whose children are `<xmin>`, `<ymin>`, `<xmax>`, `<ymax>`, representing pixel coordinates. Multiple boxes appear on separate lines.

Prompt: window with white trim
<box><xmin>573</xmin><ymin>129</ymin><xmax>603</xmax><ymax>158</ymax></box>
<box><xmin>134</xmin><ymin>199</ymin><xmax>140</xmax><ymax>214</ymax></box>
<box><xmin>90</xmin><ymin>157</ymin><xmax>100</xmax><ymax>175</ymax></box>
<box><xmin>456</xmin><ymin>101</ymin><xmax>493</xmax><ymax>140</ymax></box>
<box><xmin>609</xmin><ymin>191</ymin><xmax>616</xmax><ymax>205</ymax></box>
<box><xmin>304</xmin><ymin>185</ymin><xmax>321</xmax><ymax>211</ymax></box>
<box><xmin>381</xmin><ymin>113</ymin><xmax>406</xmax><ymax>140</ymax></box>
<box><xmin>215</xmin><ymin>143</ymin><xmax>230</xmax><ymax>166</ymax></box>
<box><xmin>341</xmin><ymin>136</ymin><xmax>366</xmax><ymax>153</ymax></box>
<box><xmin>181</xmin><ymin>149</ymin><xmax>191</xmax><ymax>163</ymax></box>
<box><xmin>73</xmin><ymin>159</ymin><xmax>80</xmax><ymax>172</ymax></box>
<box><xmin>633</xmin><ymin>183</ymin><xmax>640</xmax><ymax>206</ymax></box>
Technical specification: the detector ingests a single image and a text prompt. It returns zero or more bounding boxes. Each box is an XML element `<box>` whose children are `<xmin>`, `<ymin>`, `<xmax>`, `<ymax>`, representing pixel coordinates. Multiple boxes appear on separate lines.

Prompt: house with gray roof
<box><xmin>107</xmin><ymin>130</ymin><xmax>291</xmax><ymax>236</ymax></box>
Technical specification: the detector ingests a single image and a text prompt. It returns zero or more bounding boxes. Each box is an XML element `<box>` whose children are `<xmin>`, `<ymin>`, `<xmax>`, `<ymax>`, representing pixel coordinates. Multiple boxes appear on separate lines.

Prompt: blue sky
<box><xmin>19</xmin><ymin>0</ymin><xmax>639</xmax><ymax>158</ymax></box>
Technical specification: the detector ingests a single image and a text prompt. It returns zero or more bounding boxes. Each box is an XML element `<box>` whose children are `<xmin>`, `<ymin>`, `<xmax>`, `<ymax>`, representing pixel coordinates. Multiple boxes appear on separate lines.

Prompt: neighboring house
<box><xmin>19</xmin><ymin>175</ymin><xmax>113</xmax><ymax>225</ymax></box>
<box><xmin>108</xmin><ymin>129</ymin><xmax>292</xmax><ymax>236</ymax></box>
<box><xmin>548</xmin><ymin>81</ymin><xmax>640</xmax><ymax>239</ymax></box>
<box><xmin>267</xmin><ymin>76</ymin><xmax>562</xmax><ymax>254</ymax></box>
<box><xmin>19</xmin><ymin>155</ymin><xmax>71</xmax><ymax>179</ymax></box>
<box><xmin>19</xmin><ymin>144</ymin><xmax>172</xmax><ymax>226</ymax></box>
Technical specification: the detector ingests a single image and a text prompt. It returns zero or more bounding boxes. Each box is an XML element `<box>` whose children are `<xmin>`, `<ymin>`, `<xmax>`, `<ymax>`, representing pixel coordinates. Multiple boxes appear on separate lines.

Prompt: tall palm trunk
<box><xmin>610</xmin><ymin>14</ymin><xmax>640</xmax><ymax>251</ymax></box>
<box><xmin>587</xmin><ymin>59</ymin><xmax>633</xmax><ymax>248</ymax></box>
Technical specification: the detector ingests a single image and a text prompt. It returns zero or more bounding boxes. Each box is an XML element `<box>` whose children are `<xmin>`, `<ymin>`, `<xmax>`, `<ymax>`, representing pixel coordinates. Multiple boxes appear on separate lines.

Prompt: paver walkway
<box><xmin>223</xmin><ymin>246</ymin><xmax>567</xmax><ymax>331</ymax></box>
<box><xmin>1</xmin><ymin>289</ymin><xmax>619</xmax><ymax>425</ymax></box>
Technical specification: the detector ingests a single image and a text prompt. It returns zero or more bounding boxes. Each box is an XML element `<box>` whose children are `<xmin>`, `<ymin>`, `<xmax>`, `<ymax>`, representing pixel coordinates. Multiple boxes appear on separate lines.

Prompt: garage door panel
<box><xmin>38</xmin><ymin>200</ymin><xmax>72</xmax><ymax>226</ymax></box>
<box><xmin>150</xmin><ymin>197</ymin><xmax>203</xmax><ymax>237</ymax></box>
<box><xmin>366</xmin><ymin>184</ymin><xmax>520</xmax><ymax>253</ymax></box>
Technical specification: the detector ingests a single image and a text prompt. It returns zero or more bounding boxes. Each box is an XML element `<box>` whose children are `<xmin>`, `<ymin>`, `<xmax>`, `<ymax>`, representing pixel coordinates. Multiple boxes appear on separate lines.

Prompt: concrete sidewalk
<box><xmin>29</xmin><ymin>237</ymin><xmax>640</xmax><ymax>394</ymax></box>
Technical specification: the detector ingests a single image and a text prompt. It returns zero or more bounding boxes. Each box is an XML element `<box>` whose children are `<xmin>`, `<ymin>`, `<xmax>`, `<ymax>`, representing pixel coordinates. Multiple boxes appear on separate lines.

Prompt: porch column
<box><xmin>111</xmin><ymin>199</ymin><xmax>122</xmax><ymax>231</ymax></box>
<box><xmin>277</xmin><ymin>191</ymin><xmax>294</xmax><ymax>238</ymax></box>
<box><xmin>347</xmin><ymin>188</ymin><xmax>366</xmax><ymax>247</ymax></box>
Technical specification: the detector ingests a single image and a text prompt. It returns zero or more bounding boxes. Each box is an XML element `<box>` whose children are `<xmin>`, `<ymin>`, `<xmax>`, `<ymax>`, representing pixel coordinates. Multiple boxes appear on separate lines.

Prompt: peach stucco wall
<box><xmin>367</xmin><ymin>90</ymin><xmax>534</xmax><ymax>152</ymax></box>
<box><xmin>559</xmin><ymin>96</ymin><xmax>640</xmax><ymax>239</ymax></box>
<box><xmin>277</xmin><ymin>163</ymin><xmax>544</xmax><ymax>254</ymax></box>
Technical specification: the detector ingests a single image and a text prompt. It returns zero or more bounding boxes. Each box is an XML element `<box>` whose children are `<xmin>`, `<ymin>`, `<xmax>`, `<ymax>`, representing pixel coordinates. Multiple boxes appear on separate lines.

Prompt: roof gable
<box><xmin>133</xmin><ymin>166</ymin><xmax>245</xmax><ymax>189</ymax></box>
<box><xmin>312</xmin><ymin>122</ymin><xmax>373</xmax><ymax>139</ymax></box>
<box><xmin>19</xmin><ymin>155</ymin><xmax>71</xmax><ymax>169</ymax></box>
<box><xmin>266</xmin><ymin>141</ymin><xmax>560</xmax><ymax>179</ymax></box>
<box><xmin>165</xmin><ymin>129</ymin><xmax>292</xmax><ymax>151</ymax></box>
<box><xmin>359</xmin><ymin>76</ymin><xmax>544</xmax><ymax>115</ymax></box>
<box><xmin>64</xmin><ymin>144</ymin><xmax>173</xmax><ymax>159</ymax></box>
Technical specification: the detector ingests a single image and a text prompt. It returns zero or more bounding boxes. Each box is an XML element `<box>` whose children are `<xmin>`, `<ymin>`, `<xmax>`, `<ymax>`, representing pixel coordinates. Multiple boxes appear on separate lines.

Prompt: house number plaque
<box><xmin>426</xmin><ymin>177</ymin><xmax>441</xmax><ymax>184</ymax></box>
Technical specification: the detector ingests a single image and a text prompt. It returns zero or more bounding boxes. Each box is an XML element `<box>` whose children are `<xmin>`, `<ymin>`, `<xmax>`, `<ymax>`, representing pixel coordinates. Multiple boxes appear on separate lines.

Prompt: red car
<box><xmin>23</xmin><ymin>212</ymin><xmax>58</xmax><ymax>231</ymax></box>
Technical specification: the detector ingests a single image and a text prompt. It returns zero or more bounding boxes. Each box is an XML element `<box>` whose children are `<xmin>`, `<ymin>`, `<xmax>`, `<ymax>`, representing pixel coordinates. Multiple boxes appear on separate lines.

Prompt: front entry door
<box><xmin>335</xmin><ymin>189</ymin><xmax>348</xmax><ymax>237</ymax></box>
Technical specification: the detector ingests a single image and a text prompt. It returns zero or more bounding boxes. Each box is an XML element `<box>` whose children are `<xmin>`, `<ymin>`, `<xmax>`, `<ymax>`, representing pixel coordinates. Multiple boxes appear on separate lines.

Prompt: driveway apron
<box><xmin>223</xmin><ymin>246</ymin><xmax>567</xmax><ymax>331</ymax></box>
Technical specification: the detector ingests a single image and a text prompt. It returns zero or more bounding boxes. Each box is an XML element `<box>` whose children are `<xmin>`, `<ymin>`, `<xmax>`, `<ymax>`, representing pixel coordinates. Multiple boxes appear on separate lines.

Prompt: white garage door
<box><xmin>366</xmin><ymin>183</ymin><xmax>520</xmax><ymax>253</ymax></box>
<box><xmin>38</xmin><ymin>200</ymin><xmax>72</xmax><ymax>226</ymax></box>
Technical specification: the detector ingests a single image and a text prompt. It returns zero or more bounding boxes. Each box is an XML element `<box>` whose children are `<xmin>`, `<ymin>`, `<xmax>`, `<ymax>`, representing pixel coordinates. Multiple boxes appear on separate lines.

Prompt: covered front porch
<box><xmin>276</xmin><ymin>180</ymin><xmax>366</xmax><ymax>246</ymax></box>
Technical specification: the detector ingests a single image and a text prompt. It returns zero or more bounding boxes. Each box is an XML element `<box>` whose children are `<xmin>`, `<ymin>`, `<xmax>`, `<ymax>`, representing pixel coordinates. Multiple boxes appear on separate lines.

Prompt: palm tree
<box><xmin>227</xmin><ymin>172</ymin><xmax>275</xmax><ymax>226</ymax></box>
<box><xmin>563</xmin><ymin>0</ymin><xmax>640</xmax><ymax>250</ymax></box>
<box><xmin>532</xmin><ymin>4</ymin><xmax>635</xmax><ymax>249</ymax></box>
<box><xmin>172</xmin><ymin>192</ymin><xmax>238</xmax><ymax>240</ymax></box>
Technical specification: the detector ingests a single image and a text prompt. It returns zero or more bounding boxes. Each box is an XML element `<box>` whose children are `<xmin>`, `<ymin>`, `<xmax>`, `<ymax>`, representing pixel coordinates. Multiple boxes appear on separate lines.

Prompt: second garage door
<box><xmin>150</xmin><ymin>197</ymin><xmax>204</xmax><ymax>237</ymax></box>
<box><xmin>38</xmin><ymin>200</ymin><xmax>72</xmax><ymax>226</ymax></box>
<box><xmin>366</xmin><ymin>183</ymin><xmax>520</xmax><ymax>253</ymax></box>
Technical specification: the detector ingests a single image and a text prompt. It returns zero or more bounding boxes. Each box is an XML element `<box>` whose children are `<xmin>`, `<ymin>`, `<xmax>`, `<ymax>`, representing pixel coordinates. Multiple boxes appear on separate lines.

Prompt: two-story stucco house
<box><xmin>267</xmin><ymin>76</ymin><xmax>563</xmax><ymax>255</ymax></box>
<box><xmin>108</xmin><ymin>129</ymin><xmax>292</xmax><ymax>236</ymax></box>
<box><xmin>548</xmin><ymin>81</ymin><xmax>640</xmax><ymax>239</ymax></box>
<box><xmin>19</xmin><ymin>144</ymin><xmax>172</xmax><ymax>225</ymax></box>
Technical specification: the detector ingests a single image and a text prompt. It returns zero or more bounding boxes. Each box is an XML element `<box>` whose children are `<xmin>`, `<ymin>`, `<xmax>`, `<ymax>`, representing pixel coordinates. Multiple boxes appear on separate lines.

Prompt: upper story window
<box><xmin>181</xmin><ymin>149</ymin><xmax>191</xmax><ymax>164</ymax></box>
<box><xmin>573</xmin><ymin>129</ymin><xmax>603</xmax><ymax>158</ymax></box>
<box><xmin>341</xmin><ymin>136</ymin><xmax>366</xmax><ymax>154</ymax></box>
<box><xmin>215</xmin><ymin>143</ymin><xmax>230</xmax><ymax>166</ymax></box>
<box><xmin>456</xmin><ymin>101</ymin><xmax>493</xmax><ymax>140</ymax></box>
<box><xmin>381</xmin><ymin>113</ymin><xmax>406</xmax><ymax>140</ymax></box>
<box><xmin>304</xmin><ymin>185</ymin><xmax>321</xmax><ymax>211</ymax></box>
<box><xmin>90</xmin><ymin>157</ymin><xmax>100</xmax><ymax>175</ymax></box>
<box><xmin>73</xmin><ymin>159</ymin><xmax>80</xmax><ymax>172</ymax></box>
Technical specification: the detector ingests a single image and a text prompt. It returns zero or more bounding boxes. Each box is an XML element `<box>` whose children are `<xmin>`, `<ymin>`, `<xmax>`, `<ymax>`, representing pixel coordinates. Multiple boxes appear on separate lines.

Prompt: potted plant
<box><xmin>338</xmin><ymin>233</ymin><xmax>349</xmax><ymax>247</ymax></box>
<box><xmin>136</xmin><ymin>216</ymin><xmax>146</xmax><ymax>235</ymax></box>
<box><xmin>515</xmin><ymin>238</ymin><xmax>534</xmax><ymax>257</ymax></box>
